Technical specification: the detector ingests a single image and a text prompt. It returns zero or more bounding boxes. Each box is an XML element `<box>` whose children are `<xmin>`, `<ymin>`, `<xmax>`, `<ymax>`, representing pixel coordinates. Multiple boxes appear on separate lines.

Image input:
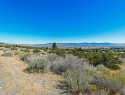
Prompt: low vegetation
<box><xmin>14</xmin><ymin>51</ymin><xmax>20</xmax><ymax>55</ymax></box>
<box><xmin>11</xmin><ymin>47</ymin><xmax>17</xmax><ymax>50</ymax></box>
<box><xmin>19</xmin><ymin>53</ymin><xmax>32</xmax><ymax>61</ymax></box>
<box><xmin>33</xmin><ymin>49</ymin><xmax>40</xmax><ymax>53</ymax></box>
<box><xmin>1</xmin><ymin>43</ymin><xmax>125</xmax><ymax>94</ymax></box>
<box><xmin>62</xmin><ymin>68</ymin><xmax>89</xmax><ymax>93</ymax></box>
<box><xmin>26</xmin><ymin>57</ymin><xmax>50</xmax><ymax>73</ymax></box>
<box><xmin>3</xmin><ymin>48</ymin><xmax>10</xmax><ymax>52</ymax></box>
<box><xmin>27</xmin><ymin>55</ymin><xmax>42</xmax><ymax>63</ymax></box>
<box><xmin>1</xmin><ymin>51</ymin><xmax>14</xmax><ymax>56</ymax></box>
<box><xmin>0</xmin><ymin>47</ymin><xmax>4</xmax><ymax>50</ymax></box>
<box><xmin>49</xmin><ymin>54</ymin><xmax>83</xmax><ymax>74</ymax></box>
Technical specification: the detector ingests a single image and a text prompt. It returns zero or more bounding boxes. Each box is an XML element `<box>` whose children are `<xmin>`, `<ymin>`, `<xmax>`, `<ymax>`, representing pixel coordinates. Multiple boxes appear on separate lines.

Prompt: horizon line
<box><xmin>1</xmin><ymin>42</ymin><xmax>125</xmax><ymax>44</ymax></box>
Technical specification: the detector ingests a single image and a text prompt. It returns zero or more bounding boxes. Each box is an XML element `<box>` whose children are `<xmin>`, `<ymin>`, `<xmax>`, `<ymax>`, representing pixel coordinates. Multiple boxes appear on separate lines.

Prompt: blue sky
<box><xmin>0</xmin><ymin>0</ymin><xmax>125</xmax><ymax>44</ymax></box>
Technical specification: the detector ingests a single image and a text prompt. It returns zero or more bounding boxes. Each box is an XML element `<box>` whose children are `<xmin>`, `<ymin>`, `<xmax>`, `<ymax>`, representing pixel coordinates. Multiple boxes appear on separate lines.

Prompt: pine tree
<box><xmin>52</xmin><ymin>42</ymin><xmax>57</xmax><ymax>50</ymax></box>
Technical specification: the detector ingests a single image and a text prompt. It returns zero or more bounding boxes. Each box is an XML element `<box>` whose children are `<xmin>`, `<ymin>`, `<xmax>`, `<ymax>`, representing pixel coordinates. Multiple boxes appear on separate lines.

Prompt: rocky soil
<box><xmin>0</xmin><ymin>51</ymin><xmax>73</xmax><ymax>95</ymax></box>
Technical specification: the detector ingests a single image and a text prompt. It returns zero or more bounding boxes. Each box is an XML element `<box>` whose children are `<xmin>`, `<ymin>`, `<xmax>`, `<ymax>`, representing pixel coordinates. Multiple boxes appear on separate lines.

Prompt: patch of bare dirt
<box><xmin>0</xmin><ymin>50</ymin><xmax>72</xmax><ymax>95</ymax></box>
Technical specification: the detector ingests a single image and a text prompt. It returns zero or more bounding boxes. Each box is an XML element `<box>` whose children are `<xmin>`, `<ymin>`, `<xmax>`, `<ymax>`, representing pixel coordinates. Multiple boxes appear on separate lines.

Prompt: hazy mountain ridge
<box><xmin>31</xmin><ymin>43</ymin><xmax>125</xmax><ymax>46</ymax></box>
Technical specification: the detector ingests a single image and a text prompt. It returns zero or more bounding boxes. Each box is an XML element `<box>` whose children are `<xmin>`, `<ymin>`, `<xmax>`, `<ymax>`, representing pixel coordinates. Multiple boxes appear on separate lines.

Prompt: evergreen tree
<box><xmin>46</xmin><ymin>47</ymin><xmax>48</xmax><ymax>49</ymax></box>
<box><xmin>52</xmin><ymin>42</ymin><xmax>57</xmax><ymax>50</ymax></box>
<box><xmin>78</xmin><ymin>47</ymin><xmax>82</xmax><ymax>51</ymax></box>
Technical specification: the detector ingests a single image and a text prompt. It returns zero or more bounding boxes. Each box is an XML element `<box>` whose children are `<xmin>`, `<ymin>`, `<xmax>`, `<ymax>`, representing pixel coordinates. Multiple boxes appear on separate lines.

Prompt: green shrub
<box><xmin>55</xmin><ymin>49</ymin><xmax>65</xmax><ymax>56</ymax></box>
<box><xmin>3</xmin><ymin>48</ymin><xmax>10</xmax><ymax>52</ymax></box>
<box><xmin>20</xmin><ymin>48</ymin><xmax>30</xmax><ymax>52</ymax></box>
<box><xmin>26</xmin><ymin>57</ymin><xmax>50</xmax><ymax>73</ymax></box>
<box><xmin>62</xmin><ymin>68</ymin><xmax>89</xmax><ymax>93</ymax></box>
<box><xmin>19</xmin><ymin>53</ymin><xmax>31</xmax><ymax>61</ymax></box>
<box><xmin>65</xmin><ymin>48</ymin><xmax>70</xmax><ymax>51</ymax></box>
<box><xmin>4</xmin><ymin>45</ymin><xmax>11</xmax><ymax>48</ymax></box>
<box><xmin>11</xmin><ymin>47</ymin><xmax>17</xmax><ymax>50</ymax></box>
<box><xmin>61</xmin><ymin>63</ymin><xmax>125</xmax><ymax>94</ymax></box>
<box><xmin>48</xmin><ymin>50</ymin><xmax>56</xmax><ymax>53</ymax></box>
<box><xmin>20</xmin><ymin>48</ymin><xmax>25</xmax><ymax>51</ymax></box>
<box><xmin>0</xmin><ymin>47</ymin><xmax>4</xmax><ymax>50</ymax></box>
<box><xmin>68</xmin><ymin>49</ymin><xmax>123</xmax><ymax>70</ymax></box>
<box><xmin>88</xmin><ymin>66</ymin><xmax>125</xmax><ymax>95</ymax></box>
<box><xmin>90</xmin><ymin>75</ymin><xmax>123</xmax><ymax>95</ymax></box>
<box><xmin>96</xmin><ymin>64</ymin><xmax>110</xmax><ymax>71</ymax></box>
<box><xmin>1</xmin><ymin>51</ymin><xmax>14</xmax><ymax>56</ymax></box>
<box><xmin>29</xmin><ymin>49</ymin><xmax>33</xmax><ymax>52</ymax></box>
<box><xmin>24</xmin><ymin>48</ymin><xmax>30</xmax><ymax>52</ymax></box>
<box><xmin>118</xmin><ymin>70</ymin><xmax>125</xmax><ymax>76</ymax></box>
<box><xmin>14</xmin><ymin>51</ymin><xmax>20</xmax><ymax>55</ymax></box>
<box><xmin>27</xmin><ymin>55</ymin><xmax>42</xmax><ymax>63</ymax></box>
<box><xmin>90</xmin><ymin>89</ymin><xmax>108</xmax><ymax>95</ymax></box>
<box><xmin>87</xmin><ymin>52</ymin><xmax>122</xmax><ymax>70</ymax></box>
<box><xmin>47</xmin><ymin>53</ymin><xmax>59</xmax><ymax>62</ymax></box>
<box><xmin>109</xmin><ymin>64</ymin><xmax>121</xmax><ymax>70</ymax></box>
<box><xmin>33</xmin><ymin>49</ymin><xmax>40</xmax><ymax>53</ymax></box>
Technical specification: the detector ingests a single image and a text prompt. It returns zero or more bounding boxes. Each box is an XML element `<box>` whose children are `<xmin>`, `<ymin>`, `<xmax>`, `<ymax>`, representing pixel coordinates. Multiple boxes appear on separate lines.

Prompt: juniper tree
<box><xmin>52</xmin><ymin>42</ymin><xmax>57</xmax><ymax>50</ymax></box>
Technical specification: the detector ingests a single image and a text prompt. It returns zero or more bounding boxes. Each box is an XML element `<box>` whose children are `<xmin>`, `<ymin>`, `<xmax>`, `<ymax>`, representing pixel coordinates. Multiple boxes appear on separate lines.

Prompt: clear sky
<box><xmin>0</xmin><ymin>0</ymin><xmax>125</xmax><ymax>44</ymax></box>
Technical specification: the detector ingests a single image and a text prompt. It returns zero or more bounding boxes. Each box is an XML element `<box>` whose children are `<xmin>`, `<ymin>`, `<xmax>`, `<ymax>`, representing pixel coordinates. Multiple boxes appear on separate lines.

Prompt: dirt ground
<box><xmin>0</xmin><ymin>50</ymin><xmax>72</xmax><ymax>95</ymax></box>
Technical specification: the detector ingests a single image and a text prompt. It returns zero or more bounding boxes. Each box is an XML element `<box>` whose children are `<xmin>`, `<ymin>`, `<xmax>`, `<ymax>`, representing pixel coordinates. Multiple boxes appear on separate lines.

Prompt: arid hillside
<box><xmin>0</xmin><ymin>50</ymin><xmax>72</xmax><ymax>95</ymax></box>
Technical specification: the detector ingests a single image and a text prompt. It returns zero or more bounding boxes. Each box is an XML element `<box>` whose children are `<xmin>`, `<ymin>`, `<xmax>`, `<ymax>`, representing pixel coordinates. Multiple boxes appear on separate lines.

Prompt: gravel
<box><xmin>0</xmin><ymin>57</ymin><xmax>9</xmax><ymax>95</ymax></box>
<box><xmin>0</xmin><ymin>54</ymin><xmax>74</xmax><ymax>95</ymax></box>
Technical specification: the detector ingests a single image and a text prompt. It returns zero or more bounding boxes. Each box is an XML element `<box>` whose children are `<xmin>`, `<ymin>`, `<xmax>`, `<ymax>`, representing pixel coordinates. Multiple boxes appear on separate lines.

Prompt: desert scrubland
<box><xmin>0</xmin><ymin>43</ymin><xmax>125</xmax><ymax>95</ymax></box>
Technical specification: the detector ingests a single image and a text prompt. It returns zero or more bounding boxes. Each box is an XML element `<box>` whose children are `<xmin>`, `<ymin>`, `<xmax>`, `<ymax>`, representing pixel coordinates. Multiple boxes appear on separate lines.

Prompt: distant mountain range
<box><xmin>31</xmin><ymin>43</ymin><xmax>125</xmax><ymax>46</ymax></box>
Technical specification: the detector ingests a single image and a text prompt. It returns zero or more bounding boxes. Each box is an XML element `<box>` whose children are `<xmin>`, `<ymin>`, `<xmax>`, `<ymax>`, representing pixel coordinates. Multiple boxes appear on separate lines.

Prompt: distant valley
<box><xmin>31</xmin><ymin>42</ymin><xmax>125</xmax><ymax>46</ymax></box>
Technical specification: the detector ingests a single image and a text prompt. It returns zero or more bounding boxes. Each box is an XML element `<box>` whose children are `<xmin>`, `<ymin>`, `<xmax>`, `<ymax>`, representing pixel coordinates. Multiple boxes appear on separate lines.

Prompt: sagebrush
<box><xmin>26</xmin><ymin>57</ymin><xmax>50</xmax><ymax>73</ymax></box>
<box><xmin>1</xmin><ymin>51</ymin><xmax>14</xmax><ymax>56</ymax></box>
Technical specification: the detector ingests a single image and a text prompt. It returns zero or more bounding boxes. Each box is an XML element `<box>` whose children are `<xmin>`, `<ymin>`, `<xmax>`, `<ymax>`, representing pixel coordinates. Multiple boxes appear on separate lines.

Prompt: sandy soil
<box><xmin>0</xmin><ymin>50</ymin><xmax>72</xmax><ymax>95</ymax></box>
